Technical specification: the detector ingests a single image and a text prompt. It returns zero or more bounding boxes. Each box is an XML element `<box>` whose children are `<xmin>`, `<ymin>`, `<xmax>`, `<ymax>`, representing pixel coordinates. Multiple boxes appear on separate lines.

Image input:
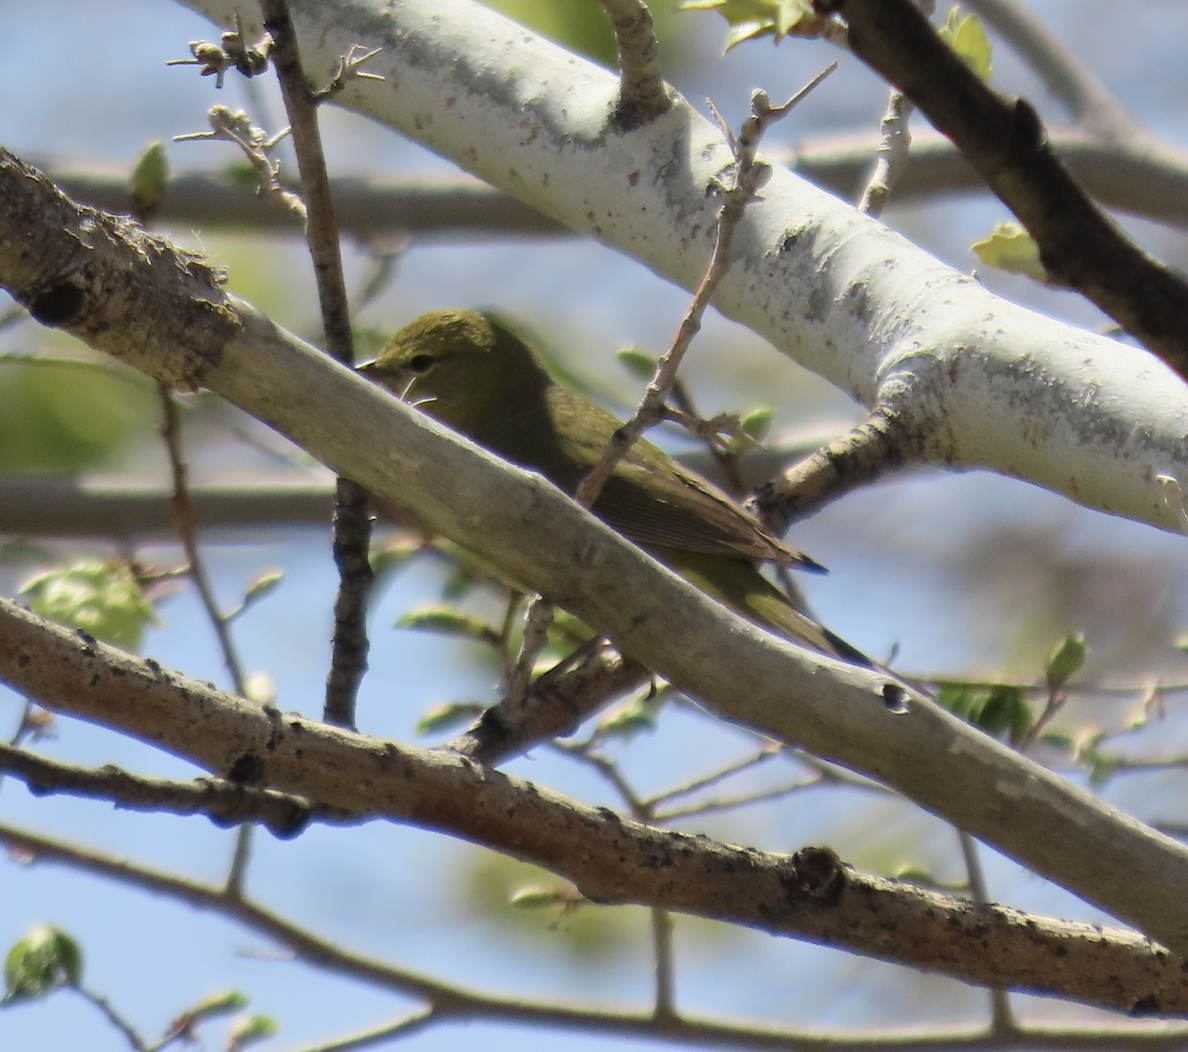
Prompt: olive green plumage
<box><xmin>359</xmin><ymin>308</ymin><xmax>868</xmax><ymax>665</ymax></box>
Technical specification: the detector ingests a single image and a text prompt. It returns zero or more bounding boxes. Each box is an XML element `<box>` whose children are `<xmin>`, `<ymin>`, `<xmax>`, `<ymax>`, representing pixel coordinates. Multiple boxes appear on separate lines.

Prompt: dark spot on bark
<box><xmin>18</xmin><ymin>653</ymin><xmax>30</xmax><ymax>668</ymax></box>
<box><xmin>30</xmin><ymin>280</ymin><xmax>85</xmax><ymax>326</ymax></box>
<box><xmin>227</xmin><ymin>753</ymin><xmax>265</xmax><ymax>784</ymax></box>
<box><xmin>1129</xmin><ymin>994</ymin><xmax>1161</xmax><ymax>1016</ymax></box>
<box><xmin>89</xmin><ymin>673</ymin><xmax>100</xmax><ymax>686</ymax></box>
<box><xmin>791</xmin><ymin>845</ymin><xmax>846</xmax><ymax>902</ymax></box>
<box><xmin>145</xmin><ymin>658</ymin><xmax>161</xmax><ymax>676</ymax></box>
<box><xmin>882</xmin><ymin>683</ymin><xmax>908</xmax><ymax>712</ymax></box>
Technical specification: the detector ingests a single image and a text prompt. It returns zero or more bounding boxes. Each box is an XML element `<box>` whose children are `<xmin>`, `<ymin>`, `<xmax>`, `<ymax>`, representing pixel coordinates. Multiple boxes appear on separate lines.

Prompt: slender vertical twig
<box><xmin>259</xmin><ymin>0</ymin><xmax>377</xmax><ymax>729</ymax></box>
<box><xmin>160</xmin><ymin>386</ymin><xmax>258</xmax><ymax>895</ymax></box>
<box><xmin>159</xmin><ymin>388</ymin><xmax>248</xmax><ymax>697</ymax></box>
<box><xmin>958</xmin><ymin>831</ymin><xmax>1016</xmax><ymax>1034</ymax></box>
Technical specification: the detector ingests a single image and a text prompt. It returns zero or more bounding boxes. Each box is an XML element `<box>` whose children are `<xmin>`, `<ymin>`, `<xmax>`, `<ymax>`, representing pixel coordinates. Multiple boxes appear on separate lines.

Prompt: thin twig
<box><xmin>0</xmin><ymin>741</ymin><xmax>330</xmax><ymax>837</ymax></box>
<box><xmin>645</xmin><ymin>744</ymin><xmax>780</xmax><ymax>809</ymax></box>
<box><xmin>599</xmin><ymin>0</ymin><xmax>670</xmax><ymax>130</ymax></box>
<box><xmin>958</xmin><ymin>831</ymin><xmax>1017</xmax><ymax>1035</ymax></box>
<box><xmin>575</xmin><ymin>65</ymin><xmax>836</xmax><ymax>511</ymax></box>
<box><xmin>159</xmin><ymin>385</ymin><xmax>259</xmax><ymax>892</ymax></box>
<box><xmin>159</xmin><ymin>387</ymin><xmax>249</xmax><ymax>696</ymax></box>
<box><xmin>259</xmin><ymin>0</ymin><xmax>375</xmax><ymax>730</ymax></box>
<box><xmin>501</xmin><ymin>596</ymin><xmax>557</xmax><ymax>709</ymax></box>
<box><xmin>650</xmin><ymin>906</ymin><xmax>677</xmax><ymax>1020</ymax></box>
<box><xmin>71</xmin><ymin>985</ymin><xmax>149</xmax><ymax>1052</ymax></box>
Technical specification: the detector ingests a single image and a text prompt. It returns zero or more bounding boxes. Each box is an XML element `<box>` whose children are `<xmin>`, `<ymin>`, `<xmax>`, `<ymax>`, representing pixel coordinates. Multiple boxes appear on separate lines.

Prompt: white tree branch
<box><xmin>176</xmin><ymin>0</ymin><xmax>1188</xmax><ymax>536</ymax></box>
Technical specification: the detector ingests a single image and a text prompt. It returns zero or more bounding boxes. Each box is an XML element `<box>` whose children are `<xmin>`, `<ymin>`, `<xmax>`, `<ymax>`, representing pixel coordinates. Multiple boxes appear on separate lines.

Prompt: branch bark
<box><xmin>2</xmin><ymin>601</ymin><xmax>1188</xmax><ymax>1015</ymax></box>
<box><xmin>6</xmin><ymin>151</ymin><xmax>1188</xmax><ymax>959</ymax></box>
<box><xmin>171</xmin><ymin>0</ymin><xmax>1188</xmax><ymax>538</ymax></box>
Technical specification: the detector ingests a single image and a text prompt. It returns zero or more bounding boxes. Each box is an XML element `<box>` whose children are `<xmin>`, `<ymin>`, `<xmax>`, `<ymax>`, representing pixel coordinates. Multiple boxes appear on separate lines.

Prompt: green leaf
<box><xmin>396</xmin><ymin>606</ymin><xmax>499</xmax><ymax>645</ymax></box>
<box><xmin>227</xmin><ymin>1013</ymin><xmax>279</xmax><ymax>1052</ymax></box>
<box><xmin>938</xmin><ymin>7</ymin><xmax>993</xmax><ymax>80</ymax></box>
<box><xmin>1086</xmin><ymin>753</ymin><xmax>1117</xmax><ymax>789</ymax></box>
<box><xmin>509</xmin><ymin>885</ymin><xmax>580</xmax><ymax>909</ymax></box>
<box><xmin>971</xmin><ymin>222</ymin><xmax>1048</xmax><ymax>283</ymax></box>
<box><xmin>168</xmin><ymin>989</ymin><xmax>250</xmax><ymax>1037</ymax></box>
<box><xmin>976</xmin><ymin>685</ymin><xmax>1033</xmax><ymax>745</ymax></box>
<box><xmin>1045</xmin><ymin>632</ymin><xmax>1087</xmax><ymax>692</ymax></box>
<box><xmin>680</xmin><ymin>0</ymin><xmax>830</xmax><ymax>50</ymax></box>
<box><xmin>937</xmin><ymin>683</ymin><xmax>1032</xmax><ymax>745</ymax></box>
<box><xmin>129</xmin><ymin>140</ymin><xmax>168</xmax><ymax>219</ymax></box>
<box><xmin>241</xmin><ymin>570</ymin><xmax>283</xmax><ymax>609</ymax></box>
<box><xmin>739</xmin><ymin>407</ymin><xmax>774</xmax><ymax>443</ymax></box>
<box><xmin>4</xmin><ymin>926</ymin><xmax>82</xmax><ymax>1002</ymax></box>
<box><xmin>20</xmin><ymin>561</ymin><xmax>159</xmax><ymax>651</ymax></box>
<box><xmin>616</xmin><ymin>346</ymin><xmax>657</xmax><ymax>381</ymax></box>
<box><xmin>415</xmin><ymin>701</ymin><xmax>486</xmax><ymax>737</ymax></box>
<box><xmin>190</xmin><ymin>989</ymin><xmax>250</xmax><ymax>1021</ymax></box>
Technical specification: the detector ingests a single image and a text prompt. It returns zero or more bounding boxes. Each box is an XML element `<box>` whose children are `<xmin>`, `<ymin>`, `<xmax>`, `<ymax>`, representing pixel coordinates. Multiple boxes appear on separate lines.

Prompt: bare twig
<box><xmin>500</xmin><ymin>595</ymin><xmax>557</xmax><ymax>711</ymax></box>
<box><xmin>599</xmin><ymin>0</ymin><xmax>670</xmax><ymax>130</ymax></box>
<box><xmin>751</xmin><ymin>404</ymin><xmax>913</xmax><ymax>535</ymax></box>
<box><xmin>71</xmin><ymin>985</ymin><xmax>148</xmax><ymax>1052</ymax></box>
<box><xmin>160</xmin><ymin>384</ymin><xmax>261</xmax><ymax>892</ymax></box>
<box><xmin>959</xmin><ymin>831</ymin><xmax>1017</xmax><ymax>1035</ymax></box>
<box><xmin>448</xmin><ymin>641</ymin><xmax>651</xmax><ymax>765</ymax></box>
<box><xmin>259</xmin><ymin>0</ymin><xmax>375</xmax><ymax>729</ymax></box>
<box><xmin>651</xmin><ymin>905</ymin><xmax>677</xmax><ymax>1020</ymax></box>
<box><xmin>575</xmin><ymin>65</ymin><xmax>836</xmax><ymax>510</ymax></box>
<box><xmin>159</xmin><ymin>386</ymin><xmax>248</xmax><ymax>696</ymax></box>
<box><xmin>174</xmin><ymin>105</ymin><xmax>304</xmax><ymax>218</ymax></box>
<box><xmin>858</xmin><ymin>89</ymin><xmax>915</xmax><ymax>217</ymax></box>
<box><xmin>0</xmin><ymin>742</ymin><xmax>332</xmax><ymax>836</ymax></box>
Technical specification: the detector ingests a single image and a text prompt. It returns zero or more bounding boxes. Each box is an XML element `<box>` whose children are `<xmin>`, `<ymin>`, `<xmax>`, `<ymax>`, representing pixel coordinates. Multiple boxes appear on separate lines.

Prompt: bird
<box><xmin>358</xmin><ymin>308</ymin><xmax>869</xmax><ymax>666</ymax></box>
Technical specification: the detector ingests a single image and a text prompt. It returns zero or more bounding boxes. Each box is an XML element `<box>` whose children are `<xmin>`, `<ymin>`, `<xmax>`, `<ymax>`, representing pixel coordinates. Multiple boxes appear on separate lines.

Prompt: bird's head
<box><xmin>358</xmin><ymin>309</ymin><xmax>549</xmax><ymax>433</ymax></box>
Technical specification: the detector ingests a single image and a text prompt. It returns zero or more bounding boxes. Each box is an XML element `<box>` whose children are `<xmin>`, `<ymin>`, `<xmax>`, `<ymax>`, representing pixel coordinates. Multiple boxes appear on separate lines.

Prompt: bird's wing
<box><xmin>593</xmin><ymin>461</ymin><xmax>826</xmax><ymax>572</ymax></box>
<box><xmin>541</xmin><ymin>385</ymin><xmax>825</xmax><ymax>572</ymax></box>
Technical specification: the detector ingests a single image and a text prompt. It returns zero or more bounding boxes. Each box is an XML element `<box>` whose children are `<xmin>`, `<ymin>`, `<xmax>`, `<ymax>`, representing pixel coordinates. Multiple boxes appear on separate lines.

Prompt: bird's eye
<box><xmin>407</xmin><ymin>354</ymin><xmax>435</xmax><ymax>373</ymax></box>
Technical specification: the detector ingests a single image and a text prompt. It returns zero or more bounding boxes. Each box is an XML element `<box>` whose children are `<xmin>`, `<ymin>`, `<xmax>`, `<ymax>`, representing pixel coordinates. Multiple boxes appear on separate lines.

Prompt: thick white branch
<box><xmin>181</xmin><ymin>0</ymin><xmax>1188</xmax><ymax>534</ymax></box>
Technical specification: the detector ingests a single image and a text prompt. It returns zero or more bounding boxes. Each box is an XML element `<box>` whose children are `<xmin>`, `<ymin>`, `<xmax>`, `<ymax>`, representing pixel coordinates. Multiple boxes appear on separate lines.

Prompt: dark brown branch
<box><xmin>449</xmin><ymin>641</ymin><xmax>651</xmax><ymax>766</ymax></box>
<box><xmin>600</xmin><ymin>0</ymin><xmax>670</xmax><ymax>130</ymax></box>
<box><xmin>751</xmin><ymin>407</ymin><xmax>915</xmax><ymax>534</ymax></box>
<box><xmin>260</xmin><ymin>0</ymin><xmax>372</xmax><ymax>729</ymax></box>
<box><xmin>817</xmin><ymin>0</ymin><xmax>1188</xmax><ymax>381</ymax></box>
<box><xmin>2</xmin><ymin>597</ymin><xmax>1188</xmax><ymax>1014</ymax></box>
<box><xmin>0</xmin><ymin>742</ymin><xmax>332</xmax><ymax>837</ymax></box>
<box><xmin>11</xmin><ymin>822</ymin><xmax>1188</xmax><ymax>1051</ymax></box>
